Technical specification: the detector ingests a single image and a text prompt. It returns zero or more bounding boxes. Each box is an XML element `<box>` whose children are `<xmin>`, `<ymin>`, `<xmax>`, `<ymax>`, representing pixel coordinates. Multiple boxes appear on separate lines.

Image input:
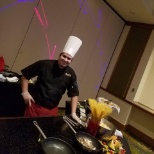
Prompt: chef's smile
<box><xmin>58</xmin><ymin>53</ymin><xmax>73</xmax><ymax>68</ymax></box>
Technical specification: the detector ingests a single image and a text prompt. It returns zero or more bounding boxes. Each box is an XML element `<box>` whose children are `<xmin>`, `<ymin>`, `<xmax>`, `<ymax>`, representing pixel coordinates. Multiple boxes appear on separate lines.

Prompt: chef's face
<box><xmin>58</xmin><ymin>52</ymin><xmax>73</xmax><ymax>68</ymax></box>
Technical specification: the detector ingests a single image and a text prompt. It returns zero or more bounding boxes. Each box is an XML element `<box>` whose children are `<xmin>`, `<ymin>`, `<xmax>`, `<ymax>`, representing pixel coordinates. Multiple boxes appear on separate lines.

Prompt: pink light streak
<box><xmin>40</xmin><ymin>0</ymin><xmax>48</xmax><ymax>28</ymax></box>
<box><xmin>50</xmin><ymin>45</ymin><xmax>57</xmax><ymax>60</ymax></box>
<box><xmin>34</xmin><ymin>0</ymin><xmax>57</xmax><ymax>59</ymax></box>
<box><xmin>34</xmin><ymin>7</ymin><xmax>45</xmax><ymax>27</ymax></box>
<box><xmin>44</xmin><ymin>33</ymin><xmax>51</xmax><ymax>56</ymax></box>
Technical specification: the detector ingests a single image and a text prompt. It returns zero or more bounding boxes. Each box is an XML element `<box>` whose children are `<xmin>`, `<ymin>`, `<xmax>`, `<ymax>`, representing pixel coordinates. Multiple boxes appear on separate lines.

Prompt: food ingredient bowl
<box><xmin>97</xmin><ymin>118</ymin><xmax>116</xmax><ymax>137</ymax></box>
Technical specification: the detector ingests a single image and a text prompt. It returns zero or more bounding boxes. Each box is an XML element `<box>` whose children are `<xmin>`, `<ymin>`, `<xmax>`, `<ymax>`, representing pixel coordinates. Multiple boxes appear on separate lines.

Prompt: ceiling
<box><xmin>104</xmin><ymin>0</ymin><xmax>154</xmax><ymax>25</ymax></box>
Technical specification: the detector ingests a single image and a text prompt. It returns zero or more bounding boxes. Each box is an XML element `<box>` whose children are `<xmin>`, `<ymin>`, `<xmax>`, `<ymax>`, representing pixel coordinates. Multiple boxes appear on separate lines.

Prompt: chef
<box><xmin>21</xmin><ymin>36</ymin><xmax>82</xmax><ymax>124</ymax></box>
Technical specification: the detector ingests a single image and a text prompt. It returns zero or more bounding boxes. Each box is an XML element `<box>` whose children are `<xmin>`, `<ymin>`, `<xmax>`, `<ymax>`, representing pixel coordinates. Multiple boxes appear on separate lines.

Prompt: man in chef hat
<box><xmin>21</xmin><ymin>36</ymin><xmax>82</xmax><ymax>124</ymax></box>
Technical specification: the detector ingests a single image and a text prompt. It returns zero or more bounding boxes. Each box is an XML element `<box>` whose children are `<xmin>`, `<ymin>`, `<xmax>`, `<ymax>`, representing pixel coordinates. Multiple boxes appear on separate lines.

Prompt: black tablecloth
<box><xmin>0</xmin><ymin>116</ymin><xmax>131</xmax><ymax>154</ymax></box>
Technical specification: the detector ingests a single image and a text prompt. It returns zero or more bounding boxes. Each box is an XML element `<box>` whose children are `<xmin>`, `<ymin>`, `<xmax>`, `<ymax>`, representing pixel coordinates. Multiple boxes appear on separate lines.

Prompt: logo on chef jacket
<box><xmin>65</xmin><ymin>73</ymin><xmax>71</xmax><ymax>77</ymax></box>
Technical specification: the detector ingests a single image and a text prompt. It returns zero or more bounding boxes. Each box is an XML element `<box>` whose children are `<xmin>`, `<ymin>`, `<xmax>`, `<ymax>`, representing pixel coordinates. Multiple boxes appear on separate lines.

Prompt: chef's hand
<box><xmin>71</xmin><ymin>113</ymin><xmax>86</xmax><ymax>127</ymax></box>
<box><xmin>21</xmin><ymin>91</ymin><xmax>35</xmax><ymax>107</ymax></box>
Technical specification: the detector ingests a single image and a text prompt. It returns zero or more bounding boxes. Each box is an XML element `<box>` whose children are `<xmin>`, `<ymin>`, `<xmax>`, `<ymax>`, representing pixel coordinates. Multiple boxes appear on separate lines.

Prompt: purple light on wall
<box><xmin>95</xmin><ymin>85</ymin><xmax>100</xmax><ymax>90</ymax></box>
<box><xmin>94</xmin><ymin>63</ymin><xmax>107</xmax><ymax>91</ymax></box>
<box><xmin>79</xmin><ymin>0</ymin><xmax>104</xmax><ymax>91</ymax></box>
<box><xmin>17</xmin><ymin>0</ymin><xmax>36</xmax><ymax>2</ymax></box>
<box><xmin>77</xmin><ymin>0</ymin><xmax>86</xmax><ymax>13</ymax></box>
<box><xmin>79</xmin><ymin>0</ymin><xmax>103</xmax><ymax>29</ymax></box>
<box><xmin>97</xmin><ymin>36</ymin><xmax>104</xmax><ymax>56</ymax></box>
<box><xmin>99</xmin><ymin>50</ymin><xmax>103</xmax><ymax>55</ymax></box>
<box><xmin>100</xmin><ymin>63</ymin><xmax>107</xmax><ymax>78</ymax></box>
<box><xmin>96</xmin><ymin>9</ymin><xmax>102</xmax><ymax>29</ymax></box>
<box><xmin>0</xmin><ymin>1</ymin><xmax>18</xmax><ymax>12</ymax></box>
<box><xmin>0</xmin><ymin>0</ymin><xmax>36</xmax><ymax>12</ymax></box>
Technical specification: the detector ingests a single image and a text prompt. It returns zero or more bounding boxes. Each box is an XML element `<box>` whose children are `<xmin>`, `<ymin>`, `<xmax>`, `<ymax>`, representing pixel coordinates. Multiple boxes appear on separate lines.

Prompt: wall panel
<box><xmin>78</xmin><ymin>6</ymin><xmax>124</xmax><ymax>100</ymax></box>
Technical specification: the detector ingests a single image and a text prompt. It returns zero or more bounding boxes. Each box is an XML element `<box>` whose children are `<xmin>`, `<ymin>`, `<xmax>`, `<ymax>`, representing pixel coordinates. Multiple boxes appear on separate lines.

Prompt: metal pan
<box><xmin>64</xmin><ymin>119</ymin><xmax>102</xmax><ymax>153</ymax></box>
<box><xmin>33</xmin><ymin>121</ymin><xmax>76</xmax><ymax>154</ymax></box>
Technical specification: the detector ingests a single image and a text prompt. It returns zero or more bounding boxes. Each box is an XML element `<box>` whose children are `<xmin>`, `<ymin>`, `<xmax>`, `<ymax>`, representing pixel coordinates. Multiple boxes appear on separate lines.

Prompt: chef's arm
<box><xmin>21</xmin><ymin>75</ymin><xmax>35</xmax><ymax>106</ymax></box>
<box><xmin>71</xmin><ymin>96</ymin><xmax>81</xmax><ymax>123</ymax></box>
<box><xmin>21</xmin><ymin>76</ymin><xmax>29</xmax><ymax>93</ymax></box>
<box><xmin>71</xmin><ymin>96</ymin><xmax>78</xmax><ymax>113</ymax></box>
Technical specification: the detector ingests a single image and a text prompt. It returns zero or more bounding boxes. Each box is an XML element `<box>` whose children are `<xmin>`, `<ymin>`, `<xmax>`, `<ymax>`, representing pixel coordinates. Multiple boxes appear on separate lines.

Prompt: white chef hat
<box><xmin>62</xmin><ymin>36</ymin><xmax>82</xmax><ymax>58</ymax></box>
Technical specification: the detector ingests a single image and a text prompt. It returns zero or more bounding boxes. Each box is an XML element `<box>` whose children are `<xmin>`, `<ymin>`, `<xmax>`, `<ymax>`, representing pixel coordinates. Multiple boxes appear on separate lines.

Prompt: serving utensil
<box><xmin>63</xmin><ymin>116</ymin><xmax>84</xmax><ymax>130</ymax></box>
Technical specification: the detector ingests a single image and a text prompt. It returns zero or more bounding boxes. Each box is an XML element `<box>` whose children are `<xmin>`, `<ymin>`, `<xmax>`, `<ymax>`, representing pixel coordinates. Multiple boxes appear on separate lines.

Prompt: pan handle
<box><xmin>33</xmin><ymin>121</ymin><xmax>47</xmax><ymax>139</ymax></box>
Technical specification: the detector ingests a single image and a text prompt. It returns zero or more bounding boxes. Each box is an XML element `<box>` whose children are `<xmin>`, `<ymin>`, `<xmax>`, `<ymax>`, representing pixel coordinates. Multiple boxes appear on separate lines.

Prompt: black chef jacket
<box><xmin>21</xmin><ymin>60</ymin><xmax>79</xmax><ymax>109</ymax></box>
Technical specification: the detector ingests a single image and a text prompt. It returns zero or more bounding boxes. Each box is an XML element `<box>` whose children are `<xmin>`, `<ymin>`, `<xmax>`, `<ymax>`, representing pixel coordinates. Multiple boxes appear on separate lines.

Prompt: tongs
<box><xmin>63</xmin><ymin>116</ymin><xmax>84</xmax><ymax>130</ymax></box>
<box><xmin>63</xmin><ymin>117</ymin><xmax>77</xmax><ymax>134</ymax></box>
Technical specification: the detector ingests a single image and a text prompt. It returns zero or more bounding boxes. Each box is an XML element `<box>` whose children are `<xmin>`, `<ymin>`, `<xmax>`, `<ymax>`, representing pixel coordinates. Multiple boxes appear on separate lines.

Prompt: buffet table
<box><xmin>0</xmin><ymin>116</ymin><xmax>131</xmax><ymax>154</ymax></box>
<box><xmin>65</xmin><ymin>101</ymin><xmax>131</xmax><ymax>154</ymax></box>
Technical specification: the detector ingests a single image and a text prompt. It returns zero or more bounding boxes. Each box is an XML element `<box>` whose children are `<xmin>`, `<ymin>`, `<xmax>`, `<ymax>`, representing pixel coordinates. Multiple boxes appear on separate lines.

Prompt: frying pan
<box><xmin>64</xmin><ymin>119</ymin><xmax>102</xmax><ymax>153</ymax></box>
<box><xmin>33</xmin><ymin>121</ymin><xmax>76</xmax><ymax>154</ymax></box>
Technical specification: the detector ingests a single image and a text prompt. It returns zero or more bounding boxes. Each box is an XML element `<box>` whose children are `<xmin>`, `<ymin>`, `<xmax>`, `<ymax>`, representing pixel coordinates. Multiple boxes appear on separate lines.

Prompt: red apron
<box><xmin>0</xmin><ymin>56</ymin><xmax>5</xmax><ymax>72</ymax></box>
<box><xmin>24</xmin><ymin>103</ymin><xmax>58</xmax><ymax>117</ymax></box>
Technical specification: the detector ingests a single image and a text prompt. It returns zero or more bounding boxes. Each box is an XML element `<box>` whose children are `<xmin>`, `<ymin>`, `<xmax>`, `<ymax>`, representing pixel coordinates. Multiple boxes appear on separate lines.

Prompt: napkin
<box><xmin>6</xmin><ymin>76</ymin><xmax>19</xmax><ymax>82</ymax></box>
<box><xmin>0</xmin><ymin>74</ymin><xmax>6</xmax><ymax>82</ymax></box>
<box><xmin>114</xmin><ymin>129</ymin><xmax>123</xmax><ymax>138</ymax></box>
